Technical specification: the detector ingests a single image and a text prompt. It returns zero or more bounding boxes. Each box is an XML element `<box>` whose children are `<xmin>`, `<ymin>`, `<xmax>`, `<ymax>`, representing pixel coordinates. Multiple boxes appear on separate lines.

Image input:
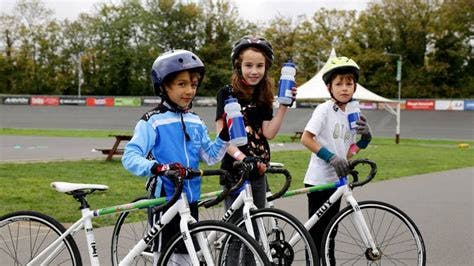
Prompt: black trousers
<box><xmin>305</xmin><ymin>184</ymin><xmax>341</xmax><ymax>253</ymax></box>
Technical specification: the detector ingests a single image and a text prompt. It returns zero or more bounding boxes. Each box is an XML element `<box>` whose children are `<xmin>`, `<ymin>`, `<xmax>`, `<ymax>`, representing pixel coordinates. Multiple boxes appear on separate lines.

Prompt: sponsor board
<box><xmin>359</xmin><ymin>102</ymin><xmax>377</xmax><ymax>110</ymax></box>
<box><xmin>30</xmin><ymin>96</ymin><xmax>60</xmax><ymax>106</ymax></box>
<box><xmin>2</xmin><ymin>96</ymin><xmax>30</xmax><ymax>105</ymax></box>
<box><xmin>194</xmin><ymin>97</ymin><xmax>217</xmax><ymax>107</ymax></box>
<box><xmin>59</xmin><ymin>97</ymin><xmax>86</xmax><ymax>106</ymax></box>
<box><xmin>114</xmin><ymin>97</ymin><xmax>141</xmax><ymax>107</ymax></box>
<box><xmin>142</xmin><ymin>97</ymin><xmax>162</xmax><ymax>106</ymax></box>
<box><xmin>405</xmin><ymin>99</ymin><xmax>434</xmax><ymax>110</ymax></box>
<box><xmin>377</xmin><ymin>101</ymin><xmax>406</xmax><ymax>110</ymax></box>
<box><xmin>86</xmin><ymin>97</ymin><xmax>114</xmax><ymax>106</ymax></box>
<box><xmin>464</xmin><ymin>100</ymin><xmax>474</xmax><ymax>111</ymax></box>
<box><xmin>435</xmin><ymin>100</ymin><xmax>464</xmax><ymax>111</ymax></box>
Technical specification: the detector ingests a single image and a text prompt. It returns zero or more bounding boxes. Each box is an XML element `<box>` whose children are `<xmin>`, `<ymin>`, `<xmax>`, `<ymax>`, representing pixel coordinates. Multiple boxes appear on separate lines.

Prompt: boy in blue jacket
<box><xmin>122</xmin><ymin>49</ymin><xmax>230</xmax><ymax>263</ymax></box>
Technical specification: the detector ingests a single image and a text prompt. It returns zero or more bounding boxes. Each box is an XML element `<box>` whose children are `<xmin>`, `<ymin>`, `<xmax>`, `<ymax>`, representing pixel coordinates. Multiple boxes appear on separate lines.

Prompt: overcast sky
<box><xmin>1</xmin><ymin>0</ymin><xmax>371</xmax><ymax>22</ymax></box>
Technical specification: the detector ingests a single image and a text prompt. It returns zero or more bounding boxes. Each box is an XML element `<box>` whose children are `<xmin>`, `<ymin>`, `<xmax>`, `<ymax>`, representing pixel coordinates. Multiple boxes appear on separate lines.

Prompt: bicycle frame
<box><xmin>217</xmin><ymin>181</ymin><xmax>272</xmax><ymax>259</ymax></box>
<box><xmin>25</xmin><ymin>190</ymin><xmax>168</xmax><ymax>265</ymax></box>
<box><xmin>27</xmin><ymin>185</ymin><xmax>221</xmax><ymax>266</ymax></box>
<box><xmin>120</xmin><ymin>193</ymin><xmax>205</xmax><ymax>265</ymax></box>
<box><xmin>282</xmin><ymin>177</ymin><xmax>380</xmax><ymax>256</ymax></box>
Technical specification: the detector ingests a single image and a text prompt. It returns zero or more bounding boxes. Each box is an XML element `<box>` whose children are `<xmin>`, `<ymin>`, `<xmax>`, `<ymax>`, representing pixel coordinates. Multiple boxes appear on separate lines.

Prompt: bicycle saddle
<box><xmin>51</xmin><ymin>182</ymin><xmax>109</xmax><ymax>193</ymax></box>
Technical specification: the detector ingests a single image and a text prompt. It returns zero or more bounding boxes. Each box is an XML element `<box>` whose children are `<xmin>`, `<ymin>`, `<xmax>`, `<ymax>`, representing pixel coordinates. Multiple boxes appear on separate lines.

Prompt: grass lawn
<box><xmin>1</xmin><ymin>129</ymin><xmax>473</xmax><ymax>227</ymax></box>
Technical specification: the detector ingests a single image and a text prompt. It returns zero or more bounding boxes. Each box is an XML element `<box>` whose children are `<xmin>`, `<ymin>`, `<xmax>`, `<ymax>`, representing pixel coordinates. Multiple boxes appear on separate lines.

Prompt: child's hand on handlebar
<box><xmin>243</xmin><ymin>156</ymin><xmax>267</xmax><ymax>176</ymax></box>
<box><xmin>152</xmin><ymin>162</ymin><xmax>189</xmax><ymax>178</ymax></box>
<box><xmin>328</xmin><ymin>156</ymin><xmax>350</xmax><ymax>177</ymax></box>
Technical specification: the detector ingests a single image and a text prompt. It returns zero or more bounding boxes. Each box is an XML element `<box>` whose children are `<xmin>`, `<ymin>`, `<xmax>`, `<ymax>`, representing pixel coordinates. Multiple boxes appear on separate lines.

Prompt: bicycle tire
<box><xmin>111</xmin><ymin>196</ymin><xmax>151</xmax><ymax>265</ymax></box>
<box><xmin>0</xmin><ymin>210</ymin><xmax>82</xmax><ymax>265</ymax></box>
<box><xmin>159</xmin><ymin>220</ymin><xmax>271</xmax><ymax>265</ymax></box>
<box><xmin>231</xmin><ymin>208</ymin><xmax>319</xmax><ymax>266</ymax></box>
<box><xmin>321</xmin><ymin>200</ymin><xmax>426</xmax><ymax>266</ymax></box>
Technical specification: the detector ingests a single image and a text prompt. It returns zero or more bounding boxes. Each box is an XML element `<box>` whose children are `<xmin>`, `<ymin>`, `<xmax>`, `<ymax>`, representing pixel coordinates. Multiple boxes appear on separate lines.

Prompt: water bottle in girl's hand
<box><xmin>277</xmin><ymin>59</ymin><xmax>296</xmax><ymax>106</ymax></box>
<box><xmin>224</xmin><ymin>97</ymin><xmax>247</xmax><ymax>146</ymax></box>
<box><xmin>347</xmin><ymin>100</ymin><xmax>361</xmax><ymax>131</ymax></box>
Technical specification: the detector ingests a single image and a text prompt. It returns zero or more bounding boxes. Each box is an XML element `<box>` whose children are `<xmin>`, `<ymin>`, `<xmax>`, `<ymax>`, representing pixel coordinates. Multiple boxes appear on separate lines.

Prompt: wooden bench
<box><xmin>98</xmin><ymin>135</ymin><xmax>132</xmax><ymax>161</ymax></box>
<box><xmin>290</xmin><ymin>131</ymin><xmax>303</xmax><ymax>142</ymax></box>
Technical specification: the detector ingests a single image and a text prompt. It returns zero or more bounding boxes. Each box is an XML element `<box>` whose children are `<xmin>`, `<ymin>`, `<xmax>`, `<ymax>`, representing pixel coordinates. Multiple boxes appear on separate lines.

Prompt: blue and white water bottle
<box><xmin>346</xmin><ymin>100</ymin><xmax>361</xmax><ymax>131</ymax></box>
<box><xmin>224</xmin><ymin>97</ymin><xmax>247</xmax><ymax>146</ymax></box>
<box><xmin>277</xmin><ymin>59</ymin><xmax>296</xmax><ymax>106</ymax></box>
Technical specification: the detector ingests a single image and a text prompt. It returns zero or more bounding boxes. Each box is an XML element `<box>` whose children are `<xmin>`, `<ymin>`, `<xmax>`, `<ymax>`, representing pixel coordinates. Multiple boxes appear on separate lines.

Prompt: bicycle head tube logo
<box><xmin>144</xmin><ymin>221</ymin><xmax>163</xmax><ymax>244</ymax></box>
<box><xmin>222</xmin><ymin>207</ymin><xmax>235</xmax><ymax>222</ymax></box>
<box><xmin>316</xmin><ymin>200</ymin><xmax>332</xmax><ymax>218</ymax></box>
<box><xmin>91</xmin><ymin>241</ymin><xmax>98</xmax><ymax>257</ymax></box>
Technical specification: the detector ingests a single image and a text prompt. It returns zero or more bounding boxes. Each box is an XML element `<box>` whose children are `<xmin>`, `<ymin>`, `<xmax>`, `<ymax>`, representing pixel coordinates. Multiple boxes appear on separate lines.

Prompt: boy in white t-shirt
<box><xmin>300</xmin><ymin>56</ymin><xmax>372</xmax><ymax>262</ymax></box>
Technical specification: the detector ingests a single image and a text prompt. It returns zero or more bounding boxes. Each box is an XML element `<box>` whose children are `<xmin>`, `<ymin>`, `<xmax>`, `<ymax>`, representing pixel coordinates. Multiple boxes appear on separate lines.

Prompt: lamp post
<box><xmin>316</xmin><ymin>56</ymin><xmax>322</xmax><ymax>72</ymax></box>
<box><xmin>75</xmin><ymin>52</ymin><xmax>84</xmax><ymax>97</ymax></box>
<box><xmin>385</xmin><ymin>52</ymin><xmax>402</xmax><ymax>144</ymax></box>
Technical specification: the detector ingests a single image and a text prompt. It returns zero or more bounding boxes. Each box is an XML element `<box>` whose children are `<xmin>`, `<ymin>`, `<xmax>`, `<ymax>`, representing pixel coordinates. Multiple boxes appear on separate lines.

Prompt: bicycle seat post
<box><xmin>71</xmin><ymin>191</ymin><xmax>90</xmax><ymax>210</ymax></box>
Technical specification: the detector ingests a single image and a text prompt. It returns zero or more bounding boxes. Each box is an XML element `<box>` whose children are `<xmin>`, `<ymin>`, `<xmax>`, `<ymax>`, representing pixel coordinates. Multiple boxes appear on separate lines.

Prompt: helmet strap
<box><xmin>160</xmin><ymin>90</ymin><xmax>192</xmax><ymax>113</ymax></box>
<box><xmin>328</xmin><ymin>86</ymin><xmax>353</xmax><ymax>106</ymax></box>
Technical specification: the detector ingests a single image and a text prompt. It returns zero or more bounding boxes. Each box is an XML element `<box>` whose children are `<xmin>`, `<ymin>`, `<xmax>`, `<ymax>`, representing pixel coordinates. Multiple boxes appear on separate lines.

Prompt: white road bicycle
<box><xmin>0</xmin><ymin>168</ymin><xmax>271</xmax><ymax>266</ymax></box>
<box><xmin>279</xmin><ymin>159</ymin><xmax>426</xmax><ymax>265</ymax></box>
<box><xmin>112</xmin><ymin>159</ymin><xmax>426</xmax><ymax>265</ymax></box>
<box><xmin>112</xmin><ymin>161</ymin><xmax>318</xmax><ymax>266</ymax></box>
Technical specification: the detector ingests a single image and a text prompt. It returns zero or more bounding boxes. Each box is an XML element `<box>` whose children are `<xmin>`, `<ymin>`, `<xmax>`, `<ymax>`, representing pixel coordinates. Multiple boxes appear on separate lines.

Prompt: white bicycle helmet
<box><xmin>321</xmin><ymin>56</ymin><xmax>359</xmax><ymax>85</ymax></box>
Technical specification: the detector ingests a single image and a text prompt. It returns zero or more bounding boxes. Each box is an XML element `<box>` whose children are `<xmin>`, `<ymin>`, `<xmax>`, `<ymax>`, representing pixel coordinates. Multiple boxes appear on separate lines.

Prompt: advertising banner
<box><xmin>464</xmin><ymin>100</ymin><xmax>474</xmax><ymax>111</ymax></box>
<box><xmin>405</xmin><ymin>99</ymin><xmax>434</xmax><ymax>110</ymax></box>
<box><xmin>2</xmin><ymin>96</ymin><xmax>30</xmax><ymax>105</ymax></box>
<box><xmin>114</xmin><ymin>97</ymin><xmax>141</xmax><ymax>107</ymax></box>
<box><xmin>86</xmin><ymin>97</ymin><xmax>114</xmax><ymax>106</ymax></box>
<box><xmin>142</xmin><ymin>97</ymin><xmax>162</xmax><ymax>106</ymax></box>
<box><xmin>30</xmin><ymin>96</ymin><xmax>60</xmax><ymax>106</ymax></box>
<box><xmin>377</xmin><ymin>101</ymin><xmax>406</xmax><ymax>110</ymax></box>
<box><xmin>435</xmin><ymin>100</ymin><xmax>464</xmax><ymax>111</ymax></box>
<box><xmin>359</xmin><ymin>102</ymin><xmax>377</xmax><ymax>110</ymax></box>
<box><xmin>59</xmin><ymin>97</ymin><xmax>86</xmax><ymax>106</ymax></box>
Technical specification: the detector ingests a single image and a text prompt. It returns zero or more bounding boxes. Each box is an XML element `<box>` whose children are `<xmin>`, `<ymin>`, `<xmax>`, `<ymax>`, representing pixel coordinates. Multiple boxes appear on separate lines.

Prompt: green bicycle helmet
<box><xmin>321</xmin><ymin>56</ymin><xmax>360</xmax><ymax>85</ymax></box>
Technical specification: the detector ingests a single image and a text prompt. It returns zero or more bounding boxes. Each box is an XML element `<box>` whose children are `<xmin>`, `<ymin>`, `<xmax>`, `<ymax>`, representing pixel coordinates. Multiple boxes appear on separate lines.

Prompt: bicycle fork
<box><xmin>344</xmin><ymin>192</ymin><xmax>381</xmax><ymax>257</ymax></box>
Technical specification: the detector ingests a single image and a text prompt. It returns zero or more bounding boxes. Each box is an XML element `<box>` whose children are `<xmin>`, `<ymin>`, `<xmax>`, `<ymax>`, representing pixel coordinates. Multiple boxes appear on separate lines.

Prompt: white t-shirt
<box><xmin>303</xmin><ymin>100</ymin><xmax>357</xmax><ymax>185</ymax></box>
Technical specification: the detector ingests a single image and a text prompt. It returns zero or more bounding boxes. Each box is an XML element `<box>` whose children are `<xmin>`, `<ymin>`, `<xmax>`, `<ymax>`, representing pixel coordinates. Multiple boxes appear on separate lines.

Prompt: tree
<box><xmin>197</xmin><ymin>0</ymin><xmax>250</xmax><ymax>96</ymax></box>
<box><xmin>293</xmin><ymin>8</ymin><xmax>357</xmax><ymax>85</ymax></box>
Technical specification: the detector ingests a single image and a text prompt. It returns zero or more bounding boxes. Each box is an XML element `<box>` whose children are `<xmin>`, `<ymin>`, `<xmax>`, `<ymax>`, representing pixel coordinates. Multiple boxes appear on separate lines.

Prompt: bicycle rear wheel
<box><xmin>159</xmin><ymin>220</ymin><xmax>270</xmax><ymax>265</ymax></box>
<box><xmin>111</xmin><ymin>196</ymin><xmax>151</xmax><ymax>265</ymax></box>
<box><xmin>0</xmin><ymin>210</ymin><xmax>82</xmax><ymax>265</ymax></box>
<box><xmin>321</xmin><ymin>200</ymin><xmax>426</xmax><ymax>265</ymax></box>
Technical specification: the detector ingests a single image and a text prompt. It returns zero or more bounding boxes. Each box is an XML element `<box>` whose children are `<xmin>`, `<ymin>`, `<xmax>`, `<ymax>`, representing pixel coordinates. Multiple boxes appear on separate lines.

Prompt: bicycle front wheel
<box><xmin>111</xmin><ymin>196</ymin><xmax>151</xmax><ymax>265</ymax></box>
<box><xmin>0</xmin><ymin>210</ymin><xmax>82</xmax><ymax>265</ymax></box>
<box><xmin>321</xmin><ymin>200</ymin><xmax>426</xmax><ymax>266</ymax></box>
<box><xmin>234</xmin><ymin>208</ymin><xmax>319</xmax><ymax>266</ymax></box>
<box><xmin>159</xmin><ymin>220</ymin><xmax>270</xmax><ymax>265</ymax></box>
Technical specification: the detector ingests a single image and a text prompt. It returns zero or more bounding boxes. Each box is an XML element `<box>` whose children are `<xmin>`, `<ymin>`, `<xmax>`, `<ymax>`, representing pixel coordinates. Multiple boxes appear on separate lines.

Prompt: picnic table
<box><xmin>97</xmin><ymin>135</ymin><xmax>132</xmax><ymax>161</ymax></box>
<box><xmin>290</xmin><ymin>131</ymin><xmax>303</xmax><ymax>142</ymax></box>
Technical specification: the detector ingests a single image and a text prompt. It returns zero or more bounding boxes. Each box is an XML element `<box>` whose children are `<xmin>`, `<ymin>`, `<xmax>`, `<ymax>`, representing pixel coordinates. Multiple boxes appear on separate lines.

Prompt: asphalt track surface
<box><xmin>1</xmin><ymin>105</ymin><xmax>473</xmax><ymax>265</ymax></box>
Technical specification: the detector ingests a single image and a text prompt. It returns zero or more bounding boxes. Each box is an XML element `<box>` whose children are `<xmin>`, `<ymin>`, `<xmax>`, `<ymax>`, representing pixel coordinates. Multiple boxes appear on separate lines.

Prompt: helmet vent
<box><xmin>178</xmin><ymin>58</ymin><xmax>184</xmax><ymax>63</ymax></box>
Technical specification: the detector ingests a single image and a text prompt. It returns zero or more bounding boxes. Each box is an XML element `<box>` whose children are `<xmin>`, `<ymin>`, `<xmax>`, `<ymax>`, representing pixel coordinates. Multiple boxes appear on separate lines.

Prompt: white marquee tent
<box><xmin>296</xmin><ymin>48</ymin><xmax>395</xmax><ymax>103</ymax></box>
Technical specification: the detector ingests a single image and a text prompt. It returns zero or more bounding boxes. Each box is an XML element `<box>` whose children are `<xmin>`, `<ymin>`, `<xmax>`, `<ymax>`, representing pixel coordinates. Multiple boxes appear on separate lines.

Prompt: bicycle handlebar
<box><xmin>266</xmin><ymin>167</ymin><xmax>292</xmax><ymax>202</ymax></box>
<box><xmin>152</xmin><ymin>168</ymin><xmax>228</xmax><ymax>213</ymax></box>
<box><xmin>348</xmin><ymin>158</ymin><xmax>377</xmax><ymax>188</ymax></box>
<box><xmin>201</xmin><ymin>161</ymin><xmax>249</xmax><ymax>208</ymax></box>
<box><xmin>201</xmin><ymin>160</ymin><xmax>260</xmax><ymax>208</ymax></box>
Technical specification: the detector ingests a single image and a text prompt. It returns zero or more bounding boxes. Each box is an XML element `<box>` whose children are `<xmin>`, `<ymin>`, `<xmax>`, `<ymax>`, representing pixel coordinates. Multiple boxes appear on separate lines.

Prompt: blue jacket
<box><xmin>122</xmin><ymin>106</ymin><xmax>229</xmax><ymax>203</ymax></box>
